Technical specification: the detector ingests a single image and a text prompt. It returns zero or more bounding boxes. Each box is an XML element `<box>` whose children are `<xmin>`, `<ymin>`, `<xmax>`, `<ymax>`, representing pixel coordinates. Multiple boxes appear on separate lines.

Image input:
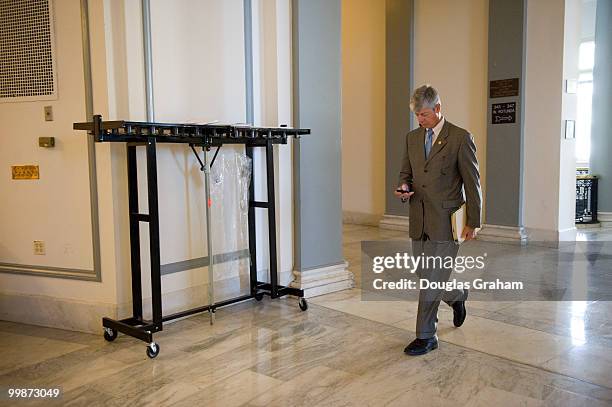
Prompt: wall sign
<box><xmin>490</xmin><ymin>78</ymin><xmax>519</xmax><ymax>98</ymax></box>
<box><xmin>492</xmin><ymin>102</ymin><xmax>516</xmax><ymax>124</ymax></box>
<box><xmin>11</xmin><ymin>165</ymin><xmax>39</xmax><ymax>180</ymax></box>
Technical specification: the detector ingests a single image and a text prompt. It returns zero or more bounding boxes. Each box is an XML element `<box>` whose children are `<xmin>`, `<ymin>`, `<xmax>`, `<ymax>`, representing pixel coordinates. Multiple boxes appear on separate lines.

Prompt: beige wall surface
<box><xmin>341</xmin><ymin>0</ymin><xmax>489</xmax><ymax>223</ymax></box>
<box><xmin>341</xmin><ymin>0</ymin><xmax>386</xmax><ymax>223</ymax></box>
<box><xmin>523</xmin><ymin>0</ymin><xmax>578</xmax><ymax>239</ymax></box>
<box><xmin>0</xmin><ymin>0</ymin><xmax>287</xmax><ymax>333</ymax></box>
<box><xmin>0</xmin><ymin>0</ymin><xmax>124</xmax><ymax>333</ymax></box>
<box><xmin>0</xmin><ymin>0</ymin><xmax>92</xmax><ymax>271</ymax></box>
<box><xmin>413</xmin><ymin>0</ymin><xmax>489</xmax><ymax>216</ymax></box>
<box><xmin>0</xmin><ymin>0</ymin><xmax>118</xmax><ymax>301</ymax></box>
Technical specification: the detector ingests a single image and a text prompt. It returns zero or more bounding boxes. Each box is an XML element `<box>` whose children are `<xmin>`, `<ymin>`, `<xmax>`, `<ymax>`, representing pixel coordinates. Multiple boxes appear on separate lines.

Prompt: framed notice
<box><xmin>490</xmin><ymin>78</ymin><xmax>519</xmax><ymax>98</ymax></box>
<box><xmin>492</xmin><ymin>102</ymin><xmax>516</xmax><ymax>124</ymax></box>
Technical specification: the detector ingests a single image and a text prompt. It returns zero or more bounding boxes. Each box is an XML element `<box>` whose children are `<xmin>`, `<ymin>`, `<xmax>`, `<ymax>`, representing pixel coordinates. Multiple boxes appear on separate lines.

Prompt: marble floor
<box><xmin>0</xmin><ymin>224</ymin><xmax>611</xmax><ymax>406</ymax></box>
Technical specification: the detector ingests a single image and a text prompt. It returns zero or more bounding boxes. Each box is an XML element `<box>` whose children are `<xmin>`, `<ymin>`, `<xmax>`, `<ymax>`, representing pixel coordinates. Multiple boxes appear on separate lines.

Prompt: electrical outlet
<box><xmin>33</xmin><ymin>240</ymin><xmax>45</xmax><ymax>255</ymax></box>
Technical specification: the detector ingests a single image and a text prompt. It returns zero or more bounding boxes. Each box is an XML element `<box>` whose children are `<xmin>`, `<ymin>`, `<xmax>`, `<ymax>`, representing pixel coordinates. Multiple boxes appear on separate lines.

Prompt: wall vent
<box><xmin>0</xmin><ymin>0</ymin><xmax>57</xmax><ymax>102</ymax></box>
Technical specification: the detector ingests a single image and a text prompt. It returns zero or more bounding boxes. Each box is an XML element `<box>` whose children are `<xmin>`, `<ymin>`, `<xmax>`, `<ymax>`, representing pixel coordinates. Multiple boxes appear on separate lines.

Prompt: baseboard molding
<box><xmin>291</xmin><ymin>261</ymin><xmax>354</xmax><ymax>298</ymax></box>
<box><xmin>598</xmin><ymin>212</ymin><xmax>612</xmax><ymax>228</ymax></box>
<box><xmin>526</xmin><ymin>227</ymin><xmax>577</xmax><ymax>242</ymax></box>
<box><xmin>0</xmin><ymin>291</ymin><xmax>118</xmax><ymax>334</ymax></box>
<box><xmin>519</xmin><ymin>227</ymin><xmax>578</xmax><ymax>248</ymax></box>
<box><xmin>343</xmin><ymin>210</ymin><xmax>382</xmax><ymax>227</ymax></box>
<box><xmin>478</xmin><ymin>224</ymin><xmax>528</xmax><ymax>244</ymax></box>
<box><xmin>0</xmin><ymin>270</ymin><xmax>296</xmax><ymax>334</ymax></box>
<box><xmin>576</xmin><ymin>222</ymin><xmax>600</xmax><ymax>229</ymax></box>
<box><xmin>379</xmin><ymin>214</ymin><xmax>410</xmax><ymax>231</ymax></box>
<box><xmin>479</xmin><ymin>224</ymin><xmax>581</xmax><ymax>245</ymax></box>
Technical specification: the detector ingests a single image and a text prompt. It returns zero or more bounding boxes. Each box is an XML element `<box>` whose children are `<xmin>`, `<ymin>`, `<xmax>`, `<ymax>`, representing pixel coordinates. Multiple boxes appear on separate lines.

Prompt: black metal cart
<box><xmin>74</xmin><ymin>115</ymin><xmax>310</xmax><ymax>358</ymax></box>
<box><xmin>576</xmin><ymin>175</ymin><xmax>598</xmax><ymax>224</ymax></box>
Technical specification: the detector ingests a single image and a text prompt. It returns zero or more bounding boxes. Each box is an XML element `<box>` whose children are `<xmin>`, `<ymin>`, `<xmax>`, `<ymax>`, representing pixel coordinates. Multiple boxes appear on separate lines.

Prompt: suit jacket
<box><xmin>398</xmin><ymin>120</ymin><xmax>482</xmax><ymax>241</ymax></box>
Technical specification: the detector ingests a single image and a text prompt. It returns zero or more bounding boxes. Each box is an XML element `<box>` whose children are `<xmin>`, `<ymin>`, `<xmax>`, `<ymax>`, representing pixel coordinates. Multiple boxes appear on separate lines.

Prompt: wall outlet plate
<box><xmin>33</xmin><ymin>240</ymin><xmax>45</xmax><ymax>255</ymax></box>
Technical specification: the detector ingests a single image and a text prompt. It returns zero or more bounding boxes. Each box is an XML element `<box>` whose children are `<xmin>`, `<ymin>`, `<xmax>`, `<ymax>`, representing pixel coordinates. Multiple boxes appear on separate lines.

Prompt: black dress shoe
<box><xmin>404</xmin><ymin>337</ymin><xmax>438</xmax><ymax>356</ymax></box>
<box><xmin>451</xmin><ymin>300</ymin><xmax>467</xmax><ymax>327</ymax></box>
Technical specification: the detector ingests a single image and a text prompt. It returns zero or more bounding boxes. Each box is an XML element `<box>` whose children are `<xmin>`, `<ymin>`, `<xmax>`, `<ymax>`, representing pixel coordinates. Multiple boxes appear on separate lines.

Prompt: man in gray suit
<box><xmin>394</xmin><ymin>84</ymin><xmax>482</xmax><ymax>356</ymax></box>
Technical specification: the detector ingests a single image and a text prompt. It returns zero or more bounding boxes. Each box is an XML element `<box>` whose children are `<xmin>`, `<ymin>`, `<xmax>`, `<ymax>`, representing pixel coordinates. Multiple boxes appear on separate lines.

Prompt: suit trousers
<box><xmin>412</xmin><ymin>235</ymin><xmax>466</xmax><ymax>339</ymax></box>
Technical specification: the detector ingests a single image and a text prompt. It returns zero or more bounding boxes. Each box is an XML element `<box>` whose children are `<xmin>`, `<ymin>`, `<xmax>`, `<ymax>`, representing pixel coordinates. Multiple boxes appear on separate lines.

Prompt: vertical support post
<box><xmin>265</xmin><ymin>141</ymin><xmax>279</xmax><ymax>297</ymax></box>
<box><xmin>146</xmin><ymin>138</ymin><xmax>162</xmax><ymax>327</ymax></box>
<box><xmin>142</xmin><ymin>0</ymin><xmax>155</xmax><ymax>122</ymax></box>
<box><xmin>127</xmin><ymin>145</ymin><xmax>143</xmax><ymax>319</ymax></box>
<box><xmin>592</xmin><ymin>178</ymin><xmax>599</xmax><ymax>223</ymax></box>
<box><xmin>246</xmin><ymin>146</ymin><xmax>258</xmax><ymax>294</ymax></box>
<box><xmin>243</xmin><ymin>0</ymin><xmax>254</xmax><ymax>125</ymax></box>
<box><xmin>202</xmin><ymin>147</ymin><xmax>215</xmax><ymax>324</ymax></box>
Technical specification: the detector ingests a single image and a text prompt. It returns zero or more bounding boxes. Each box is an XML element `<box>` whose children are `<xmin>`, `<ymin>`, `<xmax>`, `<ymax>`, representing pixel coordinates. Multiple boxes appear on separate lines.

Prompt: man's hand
<box><xmin>394</xmin><ymin>184</ymin><xmax>414</xmax><ymax>202</ymax></box>
<box><xmin>462</xmin><ymin>226</ymin><xmax>477</xmax><ymax>242</ymax></box>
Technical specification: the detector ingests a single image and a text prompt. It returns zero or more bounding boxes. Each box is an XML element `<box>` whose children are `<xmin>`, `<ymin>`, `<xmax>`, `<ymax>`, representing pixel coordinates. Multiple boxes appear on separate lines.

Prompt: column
<box><xmin>291</xmin><ymin>0</ymin><xmax>352</xmax><ymax>297</ymax></box>
<box><xmin>380</xmin><ymin>0</ymin><xmax>415</xmax><ymax>231</ymax></box>
<box><xmin>590</xmin><ymin>0</ymin><xmax>612</xmax><ymax>226</ymax></box>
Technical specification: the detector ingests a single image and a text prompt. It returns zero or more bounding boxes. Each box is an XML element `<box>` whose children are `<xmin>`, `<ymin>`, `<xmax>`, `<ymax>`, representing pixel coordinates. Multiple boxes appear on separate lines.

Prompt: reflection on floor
<box><xmin>0</xmin><ymin>224</ymin><xmax>610</xmax><ymax>406</ymax></box>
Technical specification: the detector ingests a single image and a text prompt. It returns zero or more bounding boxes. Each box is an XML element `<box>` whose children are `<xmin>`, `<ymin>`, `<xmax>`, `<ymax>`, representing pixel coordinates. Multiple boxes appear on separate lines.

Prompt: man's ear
<box><xmin>434</xmin><ymin>103</ymin><xmax>441</xmax><ymax>114</ymax></box>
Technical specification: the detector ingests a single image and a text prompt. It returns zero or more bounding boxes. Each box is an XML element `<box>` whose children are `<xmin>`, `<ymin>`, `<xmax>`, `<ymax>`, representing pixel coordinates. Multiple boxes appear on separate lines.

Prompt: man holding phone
<box><xmin>394</xmin><ymin>84</ymin><xmax>482</xmax><ymax>356</ymax></box>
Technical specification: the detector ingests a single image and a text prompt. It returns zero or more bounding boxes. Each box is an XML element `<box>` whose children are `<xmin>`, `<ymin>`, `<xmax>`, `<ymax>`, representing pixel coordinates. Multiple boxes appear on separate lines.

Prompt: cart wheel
<box><xmin>146</xmin><ymin>342</ymin><xmax>160</xmax><ymax>359</ymax></box>
<box><xmin>254</xmin><ymin>292</ymin><xmax>264</xmax><ymax>301</ymax></box>
<box><xmin>103</xmin><ymin>327</ymin><xmax>118</xmax><ymax>342</ymax></box>
<box><xmin>298</xmin><ymin>297</ymin><xmax>308</xmax><ymax>311</ymax></box>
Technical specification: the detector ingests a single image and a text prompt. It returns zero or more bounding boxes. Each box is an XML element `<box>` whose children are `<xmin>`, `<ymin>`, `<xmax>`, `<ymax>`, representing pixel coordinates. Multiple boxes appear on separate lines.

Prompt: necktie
<box><xmin>425</xmin><ymin>128</ymin><xmax>434</xmax><ymax>159</ymax></box>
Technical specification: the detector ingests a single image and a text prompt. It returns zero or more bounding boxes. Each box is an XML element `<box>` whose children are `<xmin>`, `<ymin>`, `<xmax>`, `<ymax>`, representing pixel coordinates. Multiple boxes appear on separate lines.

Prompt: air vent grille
<box><xmin>0</xmin><ymin>0</ymin><xmax>57</xmax><ymax>101</ymax></box>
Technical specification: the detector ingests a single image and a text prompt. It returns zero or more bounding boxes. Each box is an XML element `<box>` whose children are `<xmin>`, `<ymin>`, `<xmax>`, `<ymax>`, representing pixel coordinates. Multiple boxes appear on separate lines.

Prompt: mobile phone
<box><xmin>396</xmin><ymin>188</ymin><xmax>410</xmax><ymax>203</ymax></box>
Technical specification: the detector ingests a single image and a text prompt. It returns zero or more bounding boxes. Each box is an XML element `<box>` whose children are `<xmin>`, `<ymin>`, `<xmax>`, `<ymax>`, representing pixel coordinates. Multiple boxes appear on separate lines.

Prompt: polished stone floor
<box><xmin>0</xmin><ymin>224</ymin><xmax>611</xmax><ymax>406</ymax></box>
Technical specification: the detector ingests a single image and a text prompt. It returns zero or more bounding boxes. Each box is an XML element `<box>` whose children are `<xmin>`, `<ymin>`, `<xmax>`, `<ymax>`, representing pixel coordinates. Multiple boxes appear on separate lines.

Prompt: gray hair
<box><xmin>410</xmin><ymin>84</ymin><xmax>441</xmax><ymax>112</ymax></box>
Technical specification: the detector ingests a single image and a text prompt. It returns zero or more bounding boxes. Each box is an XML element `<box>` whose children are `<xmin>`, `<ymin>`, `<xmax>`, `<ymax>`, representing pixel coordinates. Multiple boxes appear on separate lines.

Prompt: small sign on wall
<box><xmin>11</xmin><ymin>165</ymin><xmax>39</xmax><ymax>180</ymax></box>
<box><xmin>490</xmin><ymin>78</ymin><xmax>519</xmax><ymax>98</ymax></box>
<box><xmin>492</xmin><ymin>102</ymin><xmax>516</xmax><ymax>124</ymax></box>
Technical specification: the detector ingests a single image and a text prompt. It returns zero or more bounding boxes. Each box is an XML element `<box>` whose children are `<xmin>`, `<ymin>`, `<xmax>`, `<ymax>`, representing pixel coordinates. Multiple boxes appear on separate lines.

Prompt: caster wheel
<box><xmin>254</xmin><ymin>292</ymin><xmax>264</xmax><ymax>301</ymax></box>
<box><xmin>298</xmin><ymin>297</ymin><xmax>308</xmax><ymax>311</ymax></box>
<box><xmin>146</xmin><ymin>342</ymin><xmax>160</xmax><ymax>359</ymax></box>
<box><xmin>103</xmin><ymin>327</ymin><xmax>118</xmax><ymax>342</ymax></box>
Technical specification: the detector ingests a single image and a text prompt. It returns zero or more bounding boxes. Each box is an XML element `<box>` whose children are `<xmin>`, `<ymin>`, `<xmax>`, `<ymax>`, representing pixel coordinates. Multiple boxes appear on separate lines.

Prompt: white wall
<box><xmin>0</xmin><ymin>0</ymin><xmax>123</xmax><ymax>332</ymax></box>
<box><xmin>0</xmin><ymin>0</ymin><xmax>93</xmax><ymax>272</ymax></box>
<box><xmin>111</xmin><ymin>0</ymin><xmax>296</xmax><ymax>305</ymax></box>
<box><xmin>107</xmin><ymin>0</ymin><xmax>256</xmax><ymax>310</ymax></box>
<box><xmin>147</xmin><ymin>0</ymin><xmax>248</xmax><ymax>300</ymax></box>
<box><xmin>581</xmin><ymin>0</ymin><xmax>597</xmax><ymax>41</ymax></box>
<box><xmin>251</xmin><ymin>0</ymin><xmax>295</xmax><ymax>282</ymax></box>
<box><xmin>560</xmin><ymin>0</ymin><xmax>580</xmax><ymax>235</ymax></box>
<box><xmin>1</xmin><ymin>0</ymin><xmax>297</xmax><ymax>332</ymax></box>
<box><xmin>523</xmin><ymin>0</ymin><xmax>577</xmax><ymax>240</ymax></box>
<box><xmin>150</xmin><ymin>0</ymin><xmax>246</xmax><ymax>124</ymax></box>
